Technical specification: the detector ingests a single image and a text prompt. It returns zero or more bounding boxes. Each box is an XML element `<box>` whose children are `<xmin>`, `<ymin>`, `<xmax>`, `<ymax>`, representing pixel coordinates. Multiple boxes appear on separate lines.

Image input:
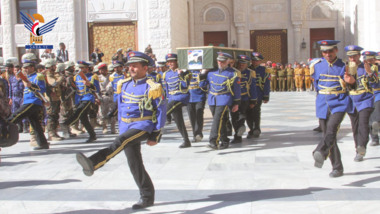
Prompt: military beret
<box><xmin>77</xmin><ymin>60</ymin><xmax>91</xmax><ymax>68</ymax></box>
<box><xmin>127</xmin><ymin>51</ymin><xmax>153</xmax><ymax>65</ymax></box>
<box><xmin>112</xmin><ymin>60</ymin><xmax>124</xmax><ymax>67</ymax></box>
<box><xmin>97</xmin><ymin>63</ymin><xmax>107</xmax><ymax>70</ymax></box>
<box><xmin>44</xmin><ymin>59</ymin><xmax>57</xmax><ymax>68</ymax></box>
<box><xmin>362</xmin><ymin>51</ymin><xmax>377</xmax><ymax>60</ymax></box>
<box><xmin>344</xmin><ymin>45</ymin><xmax>363</xmax><ymax>56</ymax></box>
<box><xmin>317</xmin><ymin>40</ymin><xmax>340</xmax><ymax>51</ymax></box>
<box><xmin>5</xmin><ymin>63</ymin><xmax>14</xmax><ymax>68</ymax></box>
<box><xmin>216</xmin><ymin>52</ymin><xmax>233</xmax><ymax>61</ymax></box>
<box><xmin>237</xmin><ymin>55</ymin><xmax>251</xmax><ymax>63</ymax></box>
<box><xmin>165</xmin><ymin>53</ymin><xmax>178</xmax><ymax>61</ymax></box>
<box><xmin>21</xmin><ymin>53</ymin><xmax>38</xmax><ymax>67</ymax></box>
<box><xmin>251</xmin><ymin>52</ymin><xmax>264</xmax><ymax>61</ymax></box>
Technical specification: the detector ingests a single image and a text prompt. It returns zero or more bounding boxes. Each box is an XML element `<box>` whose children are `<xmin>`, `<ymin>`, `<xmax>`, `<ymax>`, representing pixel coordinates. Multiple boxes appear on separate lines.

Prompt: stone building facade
<box><xmin>0</xmin><ymin>0</ymin><xmax>378</xmax><ymax>64</ymax></box>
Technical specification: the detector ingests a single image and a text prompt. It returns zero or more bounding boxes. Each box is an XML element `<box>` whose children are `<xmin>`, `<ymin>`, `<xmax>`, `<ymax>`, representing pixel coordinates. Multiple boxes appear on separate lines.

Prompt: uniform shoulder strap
<box><xmin>91</xmin><ymin>74</ymin><xmax>99</xmax><ymax>83</ymax></box>
<box><xmin>116</xmin><ymin>77</ymin><xmax>132</xmax><ymax>94</ymax></box>
<box><xmin>310</xmin><ymin>59</ymin><xmax>322</xmax><ymax>76</ymax></box>
<box><xmin>247</xmin><ymin>68</ymin><xmax>256</xmax><ymax>78</ymax></box>
<box><xmin>232</xmin><ymin>67</ymin><xmax>241</xmax><ymax>78</ymax></box>
<box><xmin>147</xmin><ymin>78</ymin><xmax>163</xmax><ymax>99</ymax></box>
<box><xmin>36</xmin><ymin>73</ymin><xmax>45</xmax><ymax>81</ymax></box>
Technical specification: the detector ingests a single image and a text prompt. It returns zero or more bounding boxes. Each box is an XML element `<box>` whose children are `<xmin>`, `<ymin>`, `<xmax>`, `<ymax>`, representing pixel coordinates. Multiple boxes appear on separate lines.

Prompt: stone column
<box><xmin>293</xmin><ymin>21</ymin><xmax>302</xmax><ymax>63</ymax></box>
<box><xmin>235</xmin><ymin>24</ymin><xmax>245</xmax><ymax>48</ymax></box>
<box><xmin>1</xmin><ymin>0</ymin><xmax>17</xmax><ymax>59</ymax></box>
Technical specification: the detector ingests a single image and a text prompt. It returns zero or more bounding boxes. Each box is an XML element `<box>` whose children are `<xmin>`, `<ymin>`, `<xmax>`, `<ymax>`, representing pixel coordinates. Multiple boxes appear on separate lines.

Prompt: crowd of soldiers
<box><xmin>264</xmin><ymin>61</ymin><xmax>315</xmax><ymax>92</ymax></box>
<box><xmin>1</xmin><ymin>40</ymin><xmax>380</xmax><ymax>209</ymax></box>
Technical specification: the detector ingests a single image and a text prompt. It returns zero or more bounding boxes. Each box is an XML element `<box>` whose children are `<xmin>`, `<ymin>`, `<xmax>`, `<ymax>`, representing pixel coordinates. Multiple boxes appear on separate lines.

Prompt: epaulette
<box><xmin>147</xmin><ymin>78</ymin><xmax>163</xmax><ymax>99</ymax></box>
<box><xmin>247</xmin><ymin>68</ymin><xmax>256</xmax><ymax>78</ymax></box>
<box><xmin>371</xmin><ymin>64</ymin><xmax>379</xmax><ymax>72</ymax></box>
<box><xmin>36</xmin><ymin>73</ymin><xmax>45</xmax><ymax>81</ymax></box>
<box><xmin>310</xmin><ymin>59</ymin><xmax>322</xmax><ymax>76</ymax></box>
<box><xmin>156</xmin><ymin>73</ymin><xmax>162</xmax><ymax>82</ymax></box>
<box><xmin>109</xmin><ymin>74</ymin><xmax>114</xmax><ymax>82</ymax></box>
<box><xmin>162</xmin><ymin>71</ymin><xmax>167</xmax><ymax>80</ymax></box>
<box><xmin>116</xmin><ymin>77</ymin><xmax>132</xmax><ymax>94</ymax></box>
<box><xmin>232</xmin><ymin>67</ymin><xmax>241</xmax><ymax>78</ymax></box>
<box><xmin>74</xmin><ymin>74</ymin><xmax>77</xmax><ymax>81</ymax></box>
<box><xmin>91</xmin><ymin>74</ymin><xmax>99</xmax><ymax>83</ymax></box>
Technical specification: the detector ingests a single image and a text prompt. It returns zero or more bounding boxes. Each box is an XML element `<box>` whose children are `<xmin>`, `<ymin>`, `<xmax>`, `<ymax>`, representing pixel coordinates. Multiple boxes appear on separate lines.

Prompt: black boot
<box><xmin>231</xmin><ymin>136</ymin><xmax>242</xmax><ymax>144</ymax></box>
<box><xmin>179</xmin><ymin>140</ymin><xmax>191</xmax><ymax>148</ymax></box>
<box><xmin>17</xmin><ymin>123</ymin><xmax>23</xmax><ymax>133</ymax></box>
<box><xmin>132</xmin><ymin>198</ymin><xmax>154</xmax><ymax>210</ymax></box>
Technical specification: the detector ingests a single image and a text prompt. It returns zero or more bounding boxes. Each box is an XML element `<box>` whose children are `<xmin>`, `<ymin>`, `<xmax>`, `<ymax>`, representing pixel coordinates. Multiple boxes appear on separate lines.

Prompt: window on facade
<box><xmin>17</xmin><ymin>0</ymin><xmax>37</xmax><ymax>24</ymax></box>
<box><xmin>0</xmin><ymin>48</ymin><xmax>3</xmax><ymax>57</ymax></box>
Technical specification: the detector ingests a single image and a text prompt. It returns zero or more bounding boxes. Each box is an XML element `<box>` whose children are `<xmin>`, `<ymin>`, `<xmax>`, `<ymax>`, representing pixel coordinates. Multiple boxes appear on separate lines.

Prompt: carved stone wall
<box><xmin>88</xmin><ymin>0</ymin><xmax>137</xmax><ymax>22</ymax></box>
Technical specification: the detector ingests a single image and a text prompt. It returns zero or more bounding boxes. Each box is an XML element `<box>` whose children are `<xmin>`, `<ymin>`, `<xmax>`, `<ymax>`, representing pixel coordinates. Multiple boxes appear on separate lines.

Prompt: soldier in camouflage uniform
<box><xmin>98</xmin><ymin>63</ymin><xmax>113</xmax><ymax>134</ymax></box>
<box><xmin>44</xmin><ymin>59</ymin><xmax>65</xmax><ymax>141</ymax></box>
<box><xmin>277</xmin><ymin>64</ymin><xmax>287</xmax><ymax>92</ymax></box>
<box><xmin>286</xmin><ymin>63</ymin><xmax>295</xmax><ymax>91</ymax></box>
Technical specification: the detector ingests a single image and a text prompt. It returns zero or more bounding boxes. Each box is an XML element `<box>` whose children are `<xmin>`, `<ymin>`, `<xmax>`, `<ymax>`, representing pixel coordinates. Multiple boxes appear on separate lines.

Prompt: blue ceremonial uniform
<box><xmin>312</xmin><ymin>58</ymin><xmax>353</xmax><ymax>119</ymax></box>
<box><xmin>348</xmin><ymin>63</ymin><xmax>375</xmax><ymax>111</ymax></box>
<box><xmin>8</xmin><ymin>75</ymin><xmax>25</xmax><ymax>113</ymax></box>
<box><xmin>74</xmin><ymin>72</ymin><xmax>100</xmax><ymax>103</ymax></box>
<box><xmin>117</xmin><ymin>77</ymin><xmax>166</xmax><ymax>134</ymax></box>
<box><xmin>163</xmin><ymin>69</ymin><xmax>190</xmax><ymax>105</ymax></box>
<box><xmin>241</xmin><ymin>68</ymin><xmax>257</xmax><ymax>103</ymax></box>
<box><xmin>23</xmin><ymin>72</ymin><xmax>46</xmax><ymax>106</ymax></box>
<box><xmin>251</xmin><ymin>65</ymin><xmax>270</xmax><ymax>102</ymax></box>
<box><xmin>109</xmin><ymin>72</ymin><xmax>125</xmax><ymax>102</ymax></box>
<box><xmin>147</xmin><ymin>72</ymin><xmax>162</xmax><ymax>85</ymax></box>
<box><xmin>189</xmin><ymin>70</ymin><xmax>207</xmax><ymax>103</ymax></box>
<box><xmin>76</xmin><ymin>52</ymin><xmax>165</xmax><ymax>206</ymax></box>
<box><xmin>200</xmin><ymin>67</ymin><xmax>241</xmax><ymax>106</ymax></box>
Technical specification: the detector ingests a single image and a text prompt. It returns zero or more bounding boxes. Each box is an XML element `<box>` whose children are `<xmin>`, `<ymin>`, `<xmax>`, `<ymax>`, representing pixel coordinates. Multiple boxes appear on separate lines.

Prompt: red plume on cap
<box><xmin>168</xmin><ymin>54</ymin><xmax>172</xmax><ymax>57</ymax></box>
<box><xmin>321</xmin><ymin>41</ymin><xmax>327</xmax><ymax>45</ymax></box>
<box><xmin>129</xmin><ymin>52</ymin><xmax>135</xmax><ymax>57</ymax></box>
<box><xmin>254</xmin><ymin>53</ymin><xmax>259</xmax><ymax>56</ymax></box>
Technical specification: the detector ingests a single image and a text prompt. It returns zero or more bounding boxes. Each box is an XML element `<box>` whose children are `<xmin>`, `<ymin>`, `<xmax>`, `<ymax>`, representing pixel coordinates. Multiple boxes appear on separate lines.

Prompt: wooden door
<box><xmin>250</xmin><ymin>29</ymin><xmax>288</xmax><ymax>65</ymax></box>
<box><xmin>310</xmin><ymin>28</ymin><xmax>334</xmax><ymax>58</ymax></box>
<box><xmin>204</xmin><ymin>31</ymin><xmax>228</xmax><ymax>47</ymax></box>
<box><xmin>88</xmin><ymin>22</ymin><xmax>138</xmax><ymax>64</ymax></box>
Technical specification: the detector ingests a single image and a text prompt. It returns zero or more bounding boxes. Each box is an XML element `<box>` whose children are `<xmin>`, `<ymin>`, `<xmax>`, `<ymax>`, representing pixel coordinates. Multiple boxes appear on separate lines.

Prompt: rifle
<box><xmin>63</xmin><ymin>77</ymin><xmax>77</xmax><ymax>101</ymax></box>
<box><xmin>16</xmin><ymin>70</ymin><xmax>50</xmax><ymax>106</ymax></box>
<box><xmin>78</xmin><ymin>70</ymin><xmax>101</xmax><ymax>105</ymax></box>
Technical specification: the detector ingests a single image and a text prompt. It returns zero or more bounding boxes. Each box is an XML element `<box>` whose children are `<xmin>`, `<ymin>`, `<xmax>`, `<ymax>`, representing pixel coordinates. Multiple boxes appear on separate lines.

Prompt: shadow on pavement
<box><xmin>0</xmin><ymin>179</ymin><xmax>81</xmax><ymax>189</ymax></box>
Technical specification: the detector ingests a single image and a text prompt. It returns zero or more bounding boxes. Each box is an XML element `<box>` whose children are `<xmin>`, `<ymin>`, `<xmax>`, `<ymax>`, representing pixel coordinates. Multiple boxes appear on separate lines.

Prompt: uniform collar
<box><xmin>27</xmin><ymin>72</ymin><xmax>37</xmax><ymax>77</ymax></box>
<box><xmin>132</xmin><ymin>76</ymin><xmax>147</xmax><ymax>84</ymax></box>
<box><xmin>326</xmin><ymin>57</ymin><xmax>338</xmax><ymax>67</ymax></box>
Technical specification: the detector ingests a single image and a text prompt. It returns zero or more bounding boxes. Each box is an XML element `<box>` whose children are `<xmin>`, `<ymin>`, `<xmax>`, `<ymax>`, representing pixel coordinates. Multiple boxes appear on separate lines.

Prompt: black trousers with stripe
<box><xmin>187</xmin><ymin>101</ymin><xmax>205</xmax><ymax>138</ymax></box>
<box><xmin>231</xmin><ymin>100</ymin><xmax>249</xmax><ymax>136</ymax></box>
<box><xmin>167</xmin><ymin>100</ymin><xmax>190</xmax><ymax>143</ymax></box>
<box><xmin>314</xmin><ymin>111</ymin><xmax>345</xmax><ymax>171</ymax></box>
<box><xmin>209</xmin><ymin>105</ymin><xmax>229</xmax><ymax>145</ymax></box>
<box><xmin>89</xmin><ymin>129</ymin><xmax>154</xmax><ymax>201</ymax></box>
<box><xmin>63</xmin><ymin>101</ymin><xmax>95</xmax><ymax>138</ymax></box>
<box><xmin>7</xmin><ymin>103</ymin><xmax>48</xmax><ymax>147</ymax></box>
<box><xmin>348</xmin><ymin>108</ymin><xmax>373</xmax><ymax>150</ymax></box>
<box><xmin>246</xmin><ymin>100</ymin><xmax>262</xmax><ymax>133</ymax></box>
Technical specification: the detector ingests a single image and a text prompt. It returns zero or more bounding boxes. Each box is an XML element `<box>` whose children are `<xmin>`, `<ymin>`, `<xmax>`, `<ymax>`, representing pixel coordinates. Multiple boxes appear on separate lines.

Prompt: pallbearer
<box><xmin>246</xmin><ymin>52</ymin><xmax>270</xmax><ymax>139</ymax></box>
<box><xmin>231</xmin><ymin>54</ymin><xmax>257</xmax><ymax>144</ymax></box>
<box><xmin>199</xmin><ymin>52</ymin><xmax>241</xmax><ymax>150</ymax></box>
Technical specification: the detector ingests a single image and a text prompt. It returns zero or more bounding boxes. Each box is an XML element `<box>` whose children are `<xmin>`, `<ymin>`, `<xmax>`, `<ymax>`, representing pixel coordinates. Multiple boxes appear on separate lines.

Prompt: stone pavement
<box><xmin>1</xmin><ymin>92</ymin><xmax>380</xmax><ymax>214</ymax></box>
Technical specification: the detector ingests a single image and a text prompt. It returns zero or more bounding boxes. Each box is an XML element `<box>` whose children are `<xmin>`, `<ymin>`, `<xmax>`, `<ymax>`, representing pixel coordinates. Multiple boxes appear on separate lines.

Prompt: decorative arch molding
<box><xmin>200</xmin><ymin>3</ymin><xmax>230</xmax><ymax>24</ymax></box>
<box><xmin>305</xmin><ymin>0</ymin><xmax>336</xmax><ymax>20</ymax></box>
